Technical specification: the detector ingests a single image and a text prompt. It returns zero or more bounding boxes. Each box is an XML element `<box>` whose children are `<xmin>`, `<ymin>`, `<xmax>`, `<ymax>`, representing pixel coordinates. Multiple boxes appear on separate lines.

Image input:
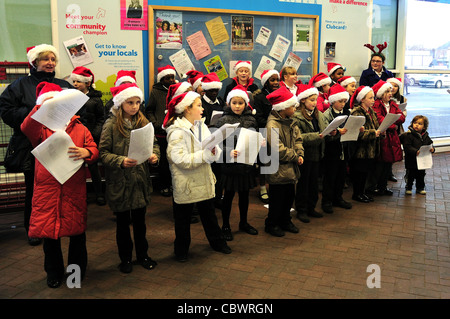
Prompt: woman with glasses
<box><xmin>359</xmin><ymin>52</ymin><xmax>394</xmax><ymax>87</ymax></box>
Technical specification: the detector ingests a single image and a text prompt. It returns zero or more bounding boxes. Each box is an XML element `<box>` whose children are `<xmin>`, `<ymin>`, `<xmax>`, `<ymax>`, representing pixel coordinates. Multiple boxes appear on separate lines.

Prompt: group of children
<box><xmin>21</xmin><ymin>52</ymin><xmax>435</xmax><ymax>287</ymax></box>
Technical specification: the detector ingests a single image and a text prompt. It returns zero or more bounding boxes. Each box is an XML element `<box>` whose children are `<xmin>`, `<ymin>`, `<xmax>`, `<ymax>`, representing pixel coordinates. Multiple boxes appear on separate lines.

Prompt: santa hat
<box><xmin>350</xmin><ymin>86</ymin><xmax>373</xmax><ymax>108</ymax></box>
<box><xmin>166</xmin><ymin>82</ymin><xmax>192</xmax><ymax>106</ymax></box>
<box><xmin>328</xmin><ymin>83</ymin><xmax>350</xmax><ymax>105</ymax></box>
<box><xmin>296</xmin><ymin>84</ymin><xmax>319</xmax><ymax>102</ymax></box>
<box><xmin>327</xmin><ymin>62</ymin><xmax>344</xmax><ymax>76</ymax></box>
<box><xmin>387</xmin><ymin>77</ymin><xmax>403</xmax><ymax>91</ymax></box>
<box><xmin>157</xmin><ymin>65</ymin><xmax>176</xmax><ymax>83</ymax></box>
<box><xmin>309</xmin><ymin>72</ymin><xmax>332</xmax><ymax>88</ymax></box>
<box><xmin>260</xmin><ymin>69</ymin><xmax>279</xmax><ymax>87</ymax></box>
<box><xmin>267</xmin><ymin>86</ymin><xmax>299</xmax><ymax>111</ymax></box>
<box><xmin>35</xmin><ymin>81</ymin><xmax>62</xmax><ymax>105</ymax></box>
<box><xmin>110</xmin><ymin>83</ymin><xmax>144</xmax><ymax>115</ymax></box>
<box><xmin>226</xmin><ymin>85</ymin><xmax>256</xmax><ymax>115</ymax></box>
<box><xmin>234</xmin><ymin>60</ymin><xmax>252</xmax><ymax>76</ymax></box>
<box><xmin>201</xmin><ymin>72</ymin><xmax>222</xmax><ymax>91</ymax></box>
<box><xmin>337</xmin><ymin>76</ymin><xmax>356</xmax><ymax>87</ymax></box>
<box><xmin>372</xmin><ymin>80</ymin><xmax>392</xmax><ymax>99</ymax></box>
<box><xmin>163</xmin><ymin>91</ymin><xmax>200</xmax><ymax>128</ymax></box>
<box><xmin>70</xmin><ymin>66</ymin><xmax>94</xmax><ymax>84</ymax></box>
<box><xmin>186</xmin><ymin>70</ymin><xmax>204</xmax><ymax>90</ymax></box>
<box><xmin>115</xmin><ymin>70</ymin><xmax>137</xmax><ymax>87</ymax></box>
<box><xmin>27</xmin><ymin>44</ymin><xmax>58</xmax><ymax>67</ymax></box>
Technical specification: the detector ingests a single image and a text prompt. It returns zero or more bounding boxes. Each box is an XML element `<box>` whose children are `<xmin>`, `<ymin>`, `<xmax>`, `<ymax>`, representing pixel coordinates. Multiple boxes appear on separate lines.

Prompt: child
<box><xmin>279</xmin><ymin>66</ymin><xmax>299</xmax><ymax>95</ymax></box>
<box><xmin>370</xmin><ymin>80</ymin><xmax>405</xmax><ymax>196</ymax></box>
<box><xmin>400</xmin><ymin>115</ymin><xmax>434</xmax><ymax>195</ymax></box>
<box><xmin>21</xmin><ymin>82</ymin><xmax>99</xmax><ymax>288</ymax></box>
<box><xmin>200</xmin><ymin>72</ymin><xmax>225</xmax><ymax>126</ymax></box>
<box><xmin>328</xmin><ymin>63</ymin><xmax>345</xmax><ymax>85</ymax></box>
<box><xmin>99</xmin><ymin>83</ymin><xmax>160</xmax><ymax>274</ymax></box>
<box><xmin>293</xmin><ymin>84</ymin><xmax>329</xmax><ymax>223</ymax></box>
<box><xmin>164</xmin><ymin>91</ymin><xmax>231</xmax><ymax>261</ymax></box>
<box><xmin>265</xmin><ymin>86</ymin><xmax>304</xmax><ymax>237</ymax></box>
<box><xmin>337</xmin><ymin>76</ymin><xmax>357</xmax><ymax>112</ymax></box>
<box><xmin>70</xmin><ymin>66</ymin><xmax>106</xmax><ymax>206</ymax></box>
<box><xmin>224</xmin><ymin>61</ymin><xmax>259</xmax><ymax>101</ymax></box>
<box><xmin>321</xmin><ymin>84</ymin><xmax>352</xmax><ymax>214</ymax></box>
<box><xmin>146</xmin><ymin>65</ymin><xmax>177</xmax><ymax>197</ymax></box>
<box><xmin>253</xmin><ymin>69</ymin><xmax>281</xmax><ymax>204</ymax></box>
<box><xmin>215</xmin><ymin>85</ymin><xmax>259</xmax><ymax>241</ymax></box>
<box><xmin>349</xmin><ymin>86</ymin><xmax>382</xmax><ymax>203</ymax></box>
<box><xmin>186</xmin><ymin>70</ymin><xmax>204</xmax><ymax>95</ymax></box>
<box><xmin>308</xmin><ymin>72</ymin><xmax>332</xmax><ymax>112</ymax></box>
<box><xmin>105</xmin><ymin>70</ymin><xmax>138</xmax><ymax>117</ymax></box>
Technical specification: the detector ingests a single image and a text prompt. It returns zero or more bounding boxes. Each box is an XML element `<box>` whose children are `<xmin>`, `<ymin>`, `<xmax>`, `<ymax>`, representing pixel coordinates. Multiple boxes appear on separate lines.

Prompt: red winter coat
<box><xmin>21</xmin><ymin>105</ymin><xmax>99</xmax><ymax>239</ymax></box>
<box><xmin>372</xmin><ymin>99</ymin><xmax>405</xmax><ymax>163</ymax></box>
<box><xmin>317</xmin><ymin>92</ymin><xmax>330</xmax><ymax>112</ymax></box>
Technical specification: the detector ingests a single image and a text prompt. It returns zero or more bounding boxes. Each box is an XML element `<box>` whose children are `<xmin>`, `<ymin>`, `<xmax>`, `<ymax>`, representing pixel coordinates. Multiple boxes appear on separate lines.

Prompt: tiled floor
<box><xmin>0</xmin><ymin>152</ymin><xmax>449</xmax><ymax>300</ymax></box>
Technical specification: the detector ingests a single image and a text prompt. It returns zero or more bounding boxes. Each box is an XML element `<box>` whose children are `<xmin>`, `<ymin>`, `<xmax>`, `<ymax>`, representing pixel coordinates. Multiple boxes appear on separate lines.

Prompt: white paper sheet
<box><xmin>235</xmin><ymin>128</ymin><xmax>264</xmax><ymax>165</ymax></box>
<box><xmin>31</xmin><ymin>89</ymin><xmax>88</xmax><ymax>131</ymax></box>
<box><xmin>417</xmin><ymin>145</ymin><xmax>433</xmax><ymax>170</ymax></box>
<box><xmin>209</xmin><ymin>111</ymin><xmax>223</xmax><ymax>127</ymax></box>
<box><xmin>202</xmin><ymin>123</ymin><xmax>239</xmax><ymax>150</ymax></box>
<box><xmin>378</xmin><ymin>113</ymin><xmax>402</xmax><ymax>133</ymax></box>
<box><xmin>269</xmin><ymin>34</ymin><xmax>291</xmax><ymax>62</ymax></box>
<box><xmin>321</xmin><ymin>115</ymin><xmax>348</xmax><ymax>137</ymax></box>
<box><xmin>127</xmin><ymin>122</ymin><xmax>154</xmax><ymax>165</ymax></box>
<box><xmin>398</xmin><ymin>103</ymin><xmax>407</xmax><ymax>112</ymax></box>
<box><xmin>340</xmin><ymin>115</ymin><xmax>366</xmax><ymax>142</ymax></box>
<box><xmin>31</xmin><ymin>130</ymin><xmax>83</xmax><ymax>184</ymax></box>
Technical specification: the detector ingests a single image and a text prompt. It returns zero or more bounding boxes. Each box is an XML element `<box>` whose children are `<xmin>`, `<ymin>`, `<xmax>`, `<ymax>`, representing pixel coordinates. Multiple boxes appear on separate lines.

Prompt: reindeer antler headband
<box><xmin>364</xmin><ymin>42</ymin><xmax>388</xmax><ymax>54</ymax></box>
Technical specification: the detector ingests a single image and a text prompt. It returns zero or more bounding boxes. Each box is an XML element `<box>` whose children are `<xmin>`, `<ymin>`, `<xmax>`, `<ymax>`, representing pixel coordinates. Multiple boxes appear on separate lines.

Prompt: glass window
<box><xmin>372</xmin><ymin>0</ymin><xmax>398</xmax><ymax>70</ymax></box>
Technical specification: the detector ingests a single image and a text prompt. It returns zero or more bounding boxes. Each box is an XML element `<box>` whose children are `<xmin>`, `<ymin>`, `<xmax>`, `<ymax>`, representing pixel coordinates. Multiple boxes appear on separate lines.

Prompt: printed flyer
<box><xmin>155</xmin><ymin>11</ymin><xmax>183</xmax><ymax>49</ymax></box>
<box><xmin>231</xmin><ymin>15</ymin><xmax>254</xmax><ymax>51</ymax></box>
<box><xmin>121</xmin><ymin>0</ymin><xmax>148</xmax><ymax>30</ymax></box>
<box><xmin>63</xmin><ymin>36</ymin><xmax>94</xmax><ymax>67</ymax></box>
<box><xmin>204</xmin><ymin>56</ymin><xmax>228</xmax><ymax>81</ymax></box>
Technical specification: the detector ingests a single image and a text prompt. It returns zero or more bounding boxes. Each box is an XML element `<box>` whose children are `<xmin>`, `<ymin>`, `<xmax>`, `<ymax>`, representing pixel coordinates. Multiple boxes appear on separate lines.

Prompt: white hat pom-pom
<box><xmin>252</xmin><ymin>109</ymin><xmax>256</xmax><ymax>115</ymax></box>
<box><xmin>165</xmin><ymin>109</ymin><xmax>168</xmax><ymax>114</ymax></box>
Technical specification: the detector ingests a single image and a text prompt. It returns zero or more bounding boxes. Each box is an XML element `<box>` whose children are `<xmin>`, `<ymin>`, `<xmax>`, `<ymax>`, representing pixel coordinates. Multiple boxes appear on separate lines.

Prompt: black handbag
<box><xmin>3</xmin><ymin>134</ymin><xmax>31</xmax><ymax>173</ymax></box>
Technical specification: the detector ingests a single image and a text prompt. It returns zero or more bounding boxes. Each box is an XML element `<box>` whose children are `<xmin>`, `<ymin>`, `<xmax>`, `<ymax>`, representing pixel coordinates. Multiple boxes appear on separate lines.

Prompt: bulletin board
<box><xmin>148</xmin><ymin>5</ymin><xmax>319</xmax><ymax>95</ymax></box>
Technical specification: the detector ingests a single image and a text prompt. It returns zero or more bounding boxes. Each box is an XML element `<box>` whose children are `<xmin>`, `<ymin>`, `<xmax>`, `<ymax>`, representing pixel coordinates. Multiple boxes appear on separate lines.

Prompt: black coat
<box><xmin>253</xmin><ymin>88</ymin><xmax>272</xmax><ymax>129</ymax></box>
<box><xmin>76</xmin><ymin>88</ymin><xmax>104</xmax><ymax>143</ymax></box>
<box><xmin>400</xmin><ymin>127</ymin><xmax>434</xmax><ymax>170</ymax></box>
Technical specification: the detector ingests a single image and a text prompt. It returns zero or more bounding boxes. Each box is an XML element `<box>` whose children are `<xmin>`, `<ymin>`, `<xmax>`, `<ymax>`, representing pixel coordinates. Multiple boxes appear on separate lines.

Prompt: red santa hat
<box><xmin>309</xmin><ymin>72</ymin><xmax>332</xmax><ymax>88</ymax></box>
<box><xmin>327</xmin><ymin>62</ymin><xmax>344</xmax><ymax>76</ymax></box>
<box><xmin>350</xmin><ymin>86</ymin><xmax>373</xmax><ymax>108</ymax></box>
<box><xmin>267</xmin><ymin>86</ymin><xmax>299</xmax><ymax>111</ymax></box>
<box><xmin>110</xmin><ymin>83</ymin><xmax>144</xmax><ymax>115</ymax></box>
<box><xmin>157</xmin><ymin>65</ymin><xmax>176</xmax><ymax>83</ymax></box>
<box><xmin>328</xmin><ymin>83</ymin><xmax>350</xmax><ymax>105</ymax></box>
<box><xmin>337</xmin><ymin>76</ymin><xmax>356</xmax><ymax>87</ymax></box>
<box><xmin>26</xmin><ymin>44</ymin><xmax>58</xmax><ymax>68</ymax></box>
<box><xmin>296</xmin><ymin>84</ymin><xmax>319</xmax><ymax>102</ymax></box>
<box><xmin>35</xmin><ymin>82</ymin><xmax>62</xmax><ymax>105</ymax></box>
<box><xmin>201</xmin><ymin>72</ymin><xmax>222</xmax><ymax>91</ymax></box>
<box><xmin>234</xmin><ymin>60</ymin><xmax>252</xmax><ymax>76</ymax></box>
<box><xmin>386</xmin><ymin>77</ymin><xmax>403</xmax><ymax>91</ymax></box>
<box><xmin>226</xmin><ymin>85</ymin><xmax>256</xmax><ymax>115</ymax></box>
<box><xmin>114</xmin><ymin>70</ymin><xmax>137</xmax><ymax>87</ymax></box>
<box><xmin>372</xmin><ymin>80</ymin><xmax>392</xmax><ymax>99</ymax></box>
<box><xmin>70</xmin><ymin>66</ymin><xmax>94</xmax><ymax>84</ymax></box>
<box><xmin>166</xmin><ymin>82</ymin><xmax>192</xmax><ymax>106</ymax></box>
<box><xmin>186</xmin><ymin>70</ymin><xmax>204</xmax><ymax>90</ymax></box>
<box><xmin>163</xmin><ymin>91</ymin><xmax>201</xmax><ymax>128</ymax></box>
<box><xmin>260</xmin><ymin>69</ymin><xmax>280</xmax><ymax>87</ymax></box>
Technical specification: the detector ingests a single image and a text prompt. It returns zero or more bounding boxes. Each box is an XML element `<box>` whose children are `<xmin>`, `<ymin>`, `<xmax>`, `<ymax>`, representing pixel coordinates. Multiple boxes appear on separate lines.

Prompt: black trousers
<box><xmin>221</xmin><ymin>189</ymin><xmax>250</xmax><ymax>227</ymax></box>
<box><xmin>156</xmin><ymin>136</ymin><xmax>172</xmax><ymax>190</ymax></box>
<box><xmin>349</xmin><ymin>158</ymin><xmax>375</xmax><ymax>197</ymax></box>
<box><xmin>173</xmin><ymin>199</ymin><xmax>226</xmax><ymax>258</ymax></box>
<box><xmin>43</xmin><ymin>233</ymin><xmax>87</xmax><ymax>280</ymax></box>
<box><xmin>115</xmin><ymin>207</ymin><xmax>148</xmax><ymax>263</ymax></box>
<box><xmin>406</xmin><ymin>168</ymin><xmax>426</xmax><ymax>190</ymax></box>
<box><xmin>367</xmin><ymin>161</ymin><xmax>392</xmax><ymax>191</ymax></box>
<box><xmin>295</xmin><ymin>160</ymin><xmax>319</xmax><ymax>214</ymax></box>
<box><xmin>87</xmin><ymin>161</ymin><xmax>103</xmax><ymax>198</ymax></box>
<box><xmin>322</xmin><ymin>159</ymin><xmax>347</xmax><ymax>204</ymax></box>
<box><xmin>265</xmin><ymin>183</ymin><xmax>295</xmax><ymax>228</ymax></box>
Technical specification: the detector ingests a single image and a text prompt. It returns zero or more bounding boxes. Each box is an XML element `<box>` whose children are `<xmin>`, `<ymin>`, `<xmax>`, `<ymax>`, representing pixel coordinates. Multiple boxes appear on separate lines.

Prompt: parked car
<box><xmin>418</xmin><ymin>74</ymin><xmax>450</xmax><ymax>88</ymax></box>
<box><xmin>406</xmin><ymin>74</ymin><xmax>428</xmax><ymax>86</ymax></box>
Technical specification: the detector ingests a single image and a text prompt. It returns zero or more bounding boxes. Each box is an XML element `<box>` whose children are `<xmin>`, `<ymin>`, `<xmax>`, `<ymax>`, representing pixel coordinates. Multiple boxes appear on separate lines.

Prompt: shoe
<box><xmin>47</xmin><ymin>277</ymin><xmax>63</xmax><ymax>288</ymax></box>
<box><xmin>352</xmin><ymin>195</ymin><xmax>370</xmax><ymax>203</ymax></box>
<box><xmin>264</xmin><ymin>225</ymin><xmax>285</xmax><ymax>237</ymax></box>
<box><xmin>96</xmin><ymin>196</ymin><xmax>106</xmax><ymax>206</ymax></box>
<box><xmin>281</xmin><ymin>222</ymin><xmax>299</xmax><ymax>234</ymax></box>
<box><xmin>119</xmin><ymin>261</ymin><xmax>133</xmax><ymax>273</ymax></box>
<box><xmin>160</xmin><ymin>188</ymin><xmax>172</xmax><ymax>197</ymax></box>
<box><xmin>405</xmin><ymin>189</ymin><xmax>412</xmax><ymax>195</ymax></box>
<box><xmin>307</xmin><ymin>210</ymin><xmax>323</xmax><ymax>218</ymax></box>
<box><xmin>382</xmin><ymin>188</ymin><xmax>394</xmax><ymax>196</ymax></box>
<box><xmin>214</xmin><ymin>244</ymin><xmax>232</xmax><ymax>254</ymax></box>
<box><xmin>222</xmin><ymin>226</ymin><xmax>233</xmax><ymax>241</ymax></box>
<box><xmin>296</xmin><ymin>212</ymin><xmax>310</xmax><ymax>223</ymax></box>
<box><xmin>259</xmin><ymin>191</ymin><xmax>269</xmax><ymax>204</ymax></box>
<box><xmin>333</xmin><ymin>199</ymin><xmax>352</xmax><ymax>209</ymax></box>
<box><xmin>190</xmin><ymin>216</ymin><xmax>199</xmax><ymax>224</ymax></box>
<box><xmin>368</xmin><ymin>189</ymin><xmax>382</xmax><ymax>196</ymax></box>
<box><xmin>322</xmin><ymin>203</ymin><xmax>334</xmax><ymax>214</ymax></box>
<box><xmin>138</xmin><ymin>257</ymin><xmax>157</xmax><ymax>270</ymax></box>
<box><xmin>417</xmin><ymin>189</ymin><xmax>426</xmax><ymax>195</ymax></box>
<box><xmin>389</xmin><ymin>175</ymin><xmax>398</xmax><ymax>182</ymax></box>
<box><xmin>239</xmin><ymin>222</ymin><xmax>258</xmax><ymax>235</ymax></box>
<box><xmin>175</xmin><ymin>254</ymin><xmax>188</xmax><ymax>262</ymax></box>
<box><xmin>362</xmin><ymin>194</ymin><xmax>374</xmax><ymax>202</ymax></box>
<box><xmin>28</xmin><ymin>237</ymin><xmax>42</xmax><ymax>246</ymax></box>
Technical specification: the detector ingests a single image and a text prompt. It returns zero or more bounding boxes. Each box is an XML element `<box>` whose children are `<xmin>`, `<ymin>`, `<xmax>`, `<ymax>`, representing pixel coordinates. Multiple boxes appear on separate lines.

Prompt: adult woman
<box><xmin>0</xmin><ymin>44</ymin><xmax>72</xmax><ymax>245</ymax></box>
<box><xmin>359</xmin><ymin>42</ymin><xmax>394</xmax><ymax>87</ymax></box>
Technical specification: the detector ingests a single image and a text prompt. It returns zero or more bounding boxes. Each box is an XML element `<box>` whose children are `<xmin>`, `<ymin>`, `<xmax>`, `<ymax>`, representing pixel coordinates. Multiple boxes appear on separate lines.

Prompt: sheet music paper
<box><xmin>417</xmin><ymin>145</ymin><xmax>433</xmax><ymax>170</ymax></box>
<box><xmin>201</xmin><ymin>123</ymin><xmax>239</xmax><ymax>150</ymax></box>
<box><xmin>378</xmin><ymin>113</ymin><xmax>402</xmax><ymax>133</ymax></box>
<box><xmin>321</xmin><ymin>115</ymin><xmax>348</xmax><ymax>137</ymax></box>
<box><xmin>340</xmin><ymin>115</ymin><xmax>366</xmax><ymax>142</ymax></box>
<box><xmin>128</xmin><ymin>122</ymin><xmax>154</xmax><ymax>165</ymax></box>
<box><xmin>235</xmin><ymin>128</ymin><xmax>264</xmax><ymax>165</ymax></box>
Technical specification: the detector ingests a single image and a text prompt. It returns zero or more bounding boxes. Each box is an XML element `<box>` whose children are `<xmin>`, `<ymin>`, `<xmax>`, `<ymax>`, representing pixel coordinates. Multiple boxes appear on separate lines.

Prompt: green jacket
<box><xmin>292</xmin><ymin>109</ymin><xmax>326</xmax><ymax>162</ymax></box>
<box><xmin>265</xmin><ymin>111</ymin><xmax>304</xmax><ymax>185</ymax></box>
<box><xmin>350</xmin><ymin>106</ymin><xmax>381</xmax><ymax>160</ymax></box>
<box><xmin>99</xmin><ymin>116</ymin><xmax>160</xmax><ymax>212</ymax></box>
